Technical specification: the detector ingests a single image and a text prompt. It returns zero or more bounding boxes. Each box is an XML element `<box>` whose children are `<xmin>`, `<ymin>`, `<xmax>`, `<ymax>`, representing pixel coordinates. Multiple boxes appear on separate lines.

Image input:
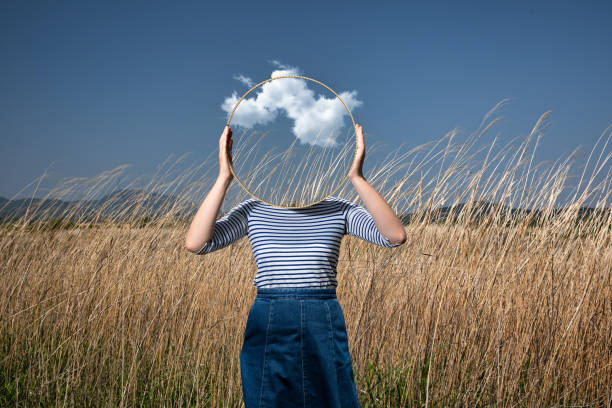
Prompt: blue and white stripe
<box><xmin>196</xmin><ymin>196</ymin><xmax>400</xmax><ymax>288</ymax></box>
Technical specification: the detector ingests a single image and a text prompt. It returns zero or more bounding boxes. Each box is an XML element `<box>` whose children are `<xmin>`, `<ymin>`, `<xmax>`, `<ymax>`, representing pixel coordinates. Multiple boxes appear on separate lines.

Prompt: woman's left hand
<box><xmin>349</xmin><ymin>123</ymin><xmax>365</xmax><ymax>179</ymax></box>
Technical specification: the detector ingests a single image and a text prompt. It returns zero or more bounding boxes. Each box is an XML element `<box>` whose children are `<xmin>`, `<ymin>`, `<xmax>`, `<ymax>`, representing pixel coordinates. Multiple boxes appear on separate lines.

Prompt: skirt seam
<box><xmin>257</xmin><ymin>301</ymin><xmax>273</xmax><ymax>408</ymax></box>
<box><xmin>300</xmin><ymin>299</ymin><xmax>306</xmax><ymax>408</ymax></box>
<box><xmin>325</xmin><ymin>301</ymin><xmax>339</xmax><ymax>388</ymax></box>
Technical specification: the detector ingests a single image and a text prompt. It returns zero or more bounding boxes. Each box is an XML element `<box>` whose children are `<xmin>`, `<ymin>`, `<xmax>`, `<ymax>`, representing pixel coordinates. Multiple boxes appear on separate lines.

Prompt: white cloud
<box><xmin>233</xmin><ymin>74</ymin><xmax>254</xmax><ymax>88</ymax></box>
<box><xmin>268</xmin><ymin>59</ymin><xmax>292</xmax><ymax>70</ymax></box>
<box><xmin>221</xmin><ymin>64</ymin><xmax>363</xmax><ymax>147</ymax></box>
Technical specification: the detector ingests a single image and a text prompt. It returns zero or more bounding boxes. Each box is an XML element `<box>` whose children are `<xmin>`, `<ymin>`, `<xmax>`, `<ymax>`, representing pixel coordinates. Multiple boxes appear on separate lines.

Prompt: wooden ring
<box><xmin>225</xmin><ymin>75</ymin><xmax>357</xmax><ymax>209</ymax></box>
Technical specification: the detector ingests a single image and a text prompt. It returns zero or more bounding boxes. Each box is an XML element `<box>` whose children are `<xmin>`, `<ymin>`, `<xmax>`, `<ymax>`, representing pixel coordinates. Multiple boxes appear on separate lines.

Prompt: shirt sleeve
<box><xmin>343</xmin><ymin>199</ymin><xmax>402</xmax><ymax>248</ymax></box>
<box><xmin>195</xmin><ymin>199</ymin><xmax>253</xmax><ymax>254</ymax></box>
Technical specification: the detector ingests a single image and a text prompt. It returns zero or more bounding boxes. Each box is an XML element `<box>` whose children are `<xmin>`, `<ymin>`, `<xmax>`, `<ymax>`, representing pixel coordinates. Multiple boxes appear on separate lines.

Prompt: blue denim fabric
<box><xmin>240</xmin><ymin>287</ymin><xmax>361</xmax><ymax>408</ymax></box>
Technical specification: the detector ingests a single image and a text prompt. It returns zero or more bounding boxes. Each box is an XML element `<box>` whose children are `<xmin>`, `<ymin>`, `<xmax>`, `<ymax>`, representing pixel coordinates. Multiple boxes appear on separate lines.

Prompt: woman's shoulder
<box><xmin>325</xmin><ymin>195</ymin><xmax>347</xmax><ymax>202</ymax></box>
<box><xmin>225</xmin><ymin>197</ymin><xmax>260</xmax><ymax>214</ymax></box>
<box><xmin>325</xmin><ymin>195</ymin><xmax>356</xmax><ymax>207</ymax></box>
<box><xmin>233</xmin><ymin>196</ymin><xmax>353</xmax><ymax>212</ymax></box>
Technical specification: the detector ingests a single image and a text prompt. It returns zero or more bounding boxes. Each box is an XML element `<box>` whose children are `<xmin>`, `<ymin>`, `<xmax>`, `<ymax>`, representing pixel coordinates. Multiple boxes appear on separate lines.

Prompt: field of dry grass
<box><xmin>1</xmin><ymin>107</ymin><xmax>611</xmax><ymax>406</ymax></box>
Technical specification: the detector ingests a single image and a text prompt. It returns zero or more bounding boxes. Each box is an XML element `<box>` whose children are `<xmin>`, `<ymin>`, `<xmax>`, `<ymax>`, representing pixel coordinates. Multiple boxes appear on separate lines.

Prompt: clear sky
<box><xmin>1</xmin><ymin>0</ymin><xmax>610</xmax><ymax>200</ymax></box>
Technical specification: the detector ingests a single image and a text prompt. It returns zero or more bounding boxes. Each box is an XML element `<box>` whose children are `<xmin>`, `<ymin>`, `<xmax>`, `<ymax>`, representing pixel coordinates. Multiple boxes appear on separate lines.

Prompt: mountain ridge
<box><xmin>0</xmin><ymin>189</ymin><xmax>607</xmax><ymax>224</ymax></box>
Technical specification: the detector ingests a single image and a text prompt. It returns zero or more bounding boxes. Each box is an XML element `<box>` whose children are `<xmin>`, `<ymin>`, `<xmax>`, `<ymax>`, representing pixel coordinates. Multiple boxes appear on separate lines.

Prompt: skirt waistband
<box><xmin>256</xmin><ymin>287</ymin><xmax>337</xmax><ymax>299</ymax></box>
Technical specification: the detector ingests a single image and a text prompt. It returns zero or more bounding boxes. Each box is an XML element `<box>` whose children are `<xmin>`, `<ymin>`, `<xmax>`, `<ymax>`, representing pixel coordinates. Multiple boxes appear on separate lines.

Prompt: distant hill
<box><xmin>0</xmin><ymin>188</ymin><xmax>195</xmax><ymax>222</ymax></box>
<box><xmin>402</xmin><ymin>200</ymin><xmax>610</xmax><ymax>224</ymax></box>
<box><xmin>1</xmin><ymin>191</ymin><xmax>608</xmax><ymax>225</ymax></box>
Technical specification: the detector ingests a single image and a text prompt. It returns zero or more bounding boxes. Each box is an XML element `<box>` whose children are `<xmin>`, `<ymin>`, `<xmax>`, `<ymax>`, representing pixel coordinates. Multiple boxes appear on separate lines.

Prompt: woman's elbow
<box><xmin>185</xmin><ymin>239</ymin><xmax>204</xmax><ymax>254</ymax></box>
<box><xmin>391</xmin><ymin>229</ymin><xmax>407</xmax><ymax>245</ymax></box>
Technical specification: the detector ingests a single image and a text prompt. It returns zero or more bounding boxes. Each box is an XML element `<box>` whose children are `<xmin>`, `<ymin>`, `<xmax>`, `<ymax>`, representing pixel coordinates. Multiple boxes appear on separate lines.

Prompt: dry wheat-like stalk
<box><xmin>1</xmin><ymin>106</ymin><xmax>610</xmax><ymax>407</ymax></box>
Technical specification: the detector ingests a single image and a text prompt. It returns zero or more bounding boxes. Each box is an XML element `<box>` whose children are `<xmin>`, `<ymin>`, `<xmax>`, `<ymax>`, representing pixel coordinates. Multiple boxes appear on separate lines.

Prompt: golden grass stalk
<box><xmin>1</xmin><ymin>104</ymin><xmax>610</xmax><ymax>407</ymax></box>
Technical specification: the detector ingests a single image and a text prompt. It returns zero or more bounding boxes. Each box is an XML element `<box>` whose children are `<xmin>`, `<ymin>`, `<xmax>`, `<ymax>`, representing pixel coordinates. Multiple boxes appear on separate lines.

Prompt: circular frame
<box><xmin>226</xmin><ymin>75</ymin><xmax>357</xmax><ymax>209</ymax></box>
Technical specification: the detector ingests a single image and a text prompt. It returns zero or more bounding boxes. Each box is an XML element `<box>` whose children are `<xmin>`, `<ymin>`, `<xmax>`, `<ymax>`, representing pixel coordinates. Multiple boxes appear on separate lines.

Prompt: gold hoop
<box><xmin>226</xmin><ymin>75</ymin><xmax>357</xmax><ymax>209</ymax></box>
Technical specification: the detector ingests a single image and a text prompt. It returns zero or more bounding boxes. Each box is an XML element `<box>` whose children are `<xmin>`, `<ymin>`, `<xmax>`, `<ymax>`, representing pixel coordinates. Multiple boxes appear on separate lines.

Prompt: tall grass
<box><xmin>1</xmin><ymin>103</ymin><xmax>611</xmax><ymax>407</ymax></box>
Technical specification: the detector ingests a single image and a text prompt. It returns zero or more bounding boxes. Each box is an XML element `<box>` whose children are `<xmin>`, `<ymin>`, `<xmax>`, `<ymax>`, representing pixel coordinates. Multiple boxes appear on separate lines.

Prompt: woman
<box><xmin>185</xmin><ymin>124</ymin><xmax>406</xmax><ymax>408</ymax></box>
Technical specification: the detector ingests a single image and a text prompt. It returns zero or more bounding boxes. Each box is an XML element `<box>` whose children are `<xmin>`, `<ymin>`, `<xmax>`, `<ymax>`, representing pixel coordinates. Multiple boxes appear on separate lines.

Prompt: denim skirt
<box><xmin>240</xmin><ymin>287</ymin><xmax>361</xmax><ymax>408</ymax></box>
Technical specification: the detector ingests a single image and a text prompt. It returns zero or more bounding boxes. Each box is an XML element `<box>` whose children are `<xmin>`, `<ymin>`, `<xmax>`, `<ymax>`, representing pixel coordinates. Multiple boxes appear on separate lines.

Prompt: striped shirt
<box><xmin>195</xmin><ymin>195</ymin><xmax>401</xmax><ymax>288</ymax></box>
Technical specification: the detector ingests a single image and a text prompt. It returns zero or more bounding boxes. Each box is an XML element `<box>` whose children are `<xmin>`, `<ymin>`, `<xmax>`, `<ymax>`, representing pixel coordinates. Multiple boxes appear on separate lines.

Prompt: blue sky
<box><xmin>1</xmin><ymin>0</ymin><xmax>610</xmax><ymax>201</ymax></box>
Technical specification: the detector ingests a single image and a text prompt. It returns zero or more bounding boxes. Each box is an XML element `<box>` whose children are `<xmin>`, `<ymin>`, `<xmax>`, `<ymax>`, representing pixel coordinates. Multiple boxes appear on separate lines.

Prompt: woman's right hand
<box><xmin>218</xmin><ymin>125</ymin><xmax>234</xmax><ymax>181</ymax></box>
<box><xmin>349</xmin><ymin>123</ymin><xmax>365</xmax><ymax>180</ymax></box>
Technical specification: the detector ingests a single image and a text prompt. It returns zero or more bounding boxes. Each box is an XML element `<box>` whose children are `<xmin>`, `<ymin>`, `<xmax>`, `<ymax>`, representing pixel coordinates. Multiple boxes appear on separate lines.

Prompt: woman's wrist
<box><xmin>216</xmin><ymin>174</ymin><xmax>233</xmax><ymax>188</ymax></box>
<box><xmin>349</xmin><ymin>172</ymin><xmax>366</xmax><ymax>183</ymax></box>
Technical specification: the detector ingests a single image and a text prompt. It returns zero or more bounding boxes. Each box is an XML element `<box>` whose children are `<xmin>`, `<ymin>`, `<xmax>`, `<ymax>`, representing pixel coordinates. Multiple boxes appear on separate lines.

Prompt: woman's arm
<box><xmin>348</xmin><ymin>124</ymin><xmax>406</xmax><ymax>245</ymax></box>
<box><xmin>185</xmin><ymin>125</ymin><xmax>234</xmax><ymax>252</ymax></box>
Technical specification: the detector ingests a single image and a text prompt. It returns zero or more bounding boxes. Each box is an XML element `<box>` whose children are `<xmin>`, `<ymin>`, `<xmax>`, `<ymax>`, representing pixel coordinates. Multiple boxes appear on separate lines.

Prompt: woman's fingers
<box><xmin>355</xmin><ymin>123</ymin><xmax>365</xmax><ymax>151</ymax></box>
<box><xmin>219</xmin><ymin>126</ymin><xmax>229</xmax><ymax>150</ymax></box>
<box><xmin>349</xmin><ymin>123</ymin><xmax>365</xmax><ymax>179</ymax></box>
<box><xmin>220</xmin><ymin>126</ymin><xmax>232</xmax><ymax>149</ymax></box>
<box><xmin>228</xmin><ymin>135</ymin><xmax>233</xmax><ymax>164</ymax></box>
<box><xmin>218</xmin><ymin>125</ymin><xmax>234</xmax><ymax>179</ymax></box>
